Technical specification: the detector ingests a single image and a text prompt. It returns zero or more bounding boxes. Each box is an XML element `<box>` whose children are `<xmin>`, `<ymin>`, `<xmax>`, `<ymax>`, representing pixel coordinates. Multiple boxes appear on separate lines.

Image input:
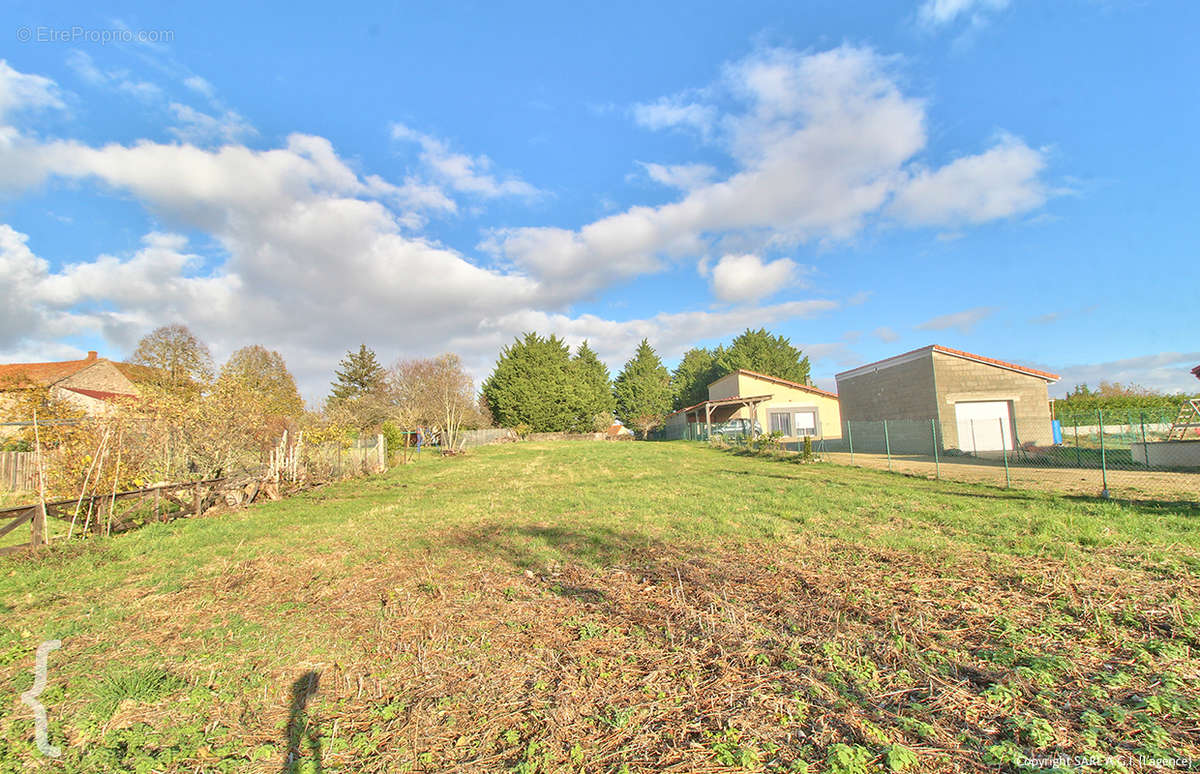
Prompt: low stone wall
<box><xmin>527</xmin><ymin>432</ymin><xmax>607</xmax><ymax>442</ymax></box>
<box><xmin>459</xmin><ymin>429</ymin><xmax>634</xmax><ymax>448</ymax></box>
<box><xmin>1131</xmin><ymin>440</ymin><xmax>1200</xmax><ymax>469</ymax></box>
<box><xmin>459</xmin><ymin>428</ymin><xmax>519</xmax><ymax>448</ymax></box>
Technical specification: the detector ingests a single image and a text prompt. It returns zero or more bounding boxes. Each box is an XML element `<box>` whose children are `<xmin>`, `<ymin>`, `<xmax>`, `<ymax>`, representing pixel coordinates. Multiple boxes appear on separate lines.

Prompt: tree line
<box><xmin>0</xmin><ymin>324</ymin><xmax>812</xmax><ymax>497</ymax></box>
<box><xmin>1054</xmin><ymin>381</ymin><xmax>1200</xmax><ymax>419</ymax></box>
<box><xmin>479</xmin><ymin>328</ymin><xmax>811</xmax><ymax>438</ymax></box>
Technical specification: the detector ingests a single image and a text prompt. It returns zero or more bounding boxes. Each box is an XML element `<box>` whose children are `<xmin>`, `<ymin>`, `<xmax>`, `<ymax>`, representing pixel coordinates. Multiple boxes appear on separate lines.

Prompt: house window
<box><xmin>794</xmin><ymin>410</ymin><xmax>817</xmax><ymax>437</ymax></box>
<box><xmin>768</xmin><ymin>408</ymin><xmax>819</xmax><ymax>437</ymax></box>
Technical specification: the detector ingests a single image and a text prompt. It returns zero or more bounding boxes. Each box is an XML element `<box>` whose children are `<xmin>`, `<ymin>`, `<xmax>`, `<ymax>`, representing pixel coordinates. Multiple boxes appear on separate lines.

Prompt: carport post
<box><xmin>1000</xmin><ymin>417</ymin><xmax>1011</xmax><ymax>488</ymax></box>
<box><xmin>931</xmin><ymin>419</ymin><xmax>940</xmax><ymax>480</ymax></box>
<box><xmin>883</xmin><ymin>419</ymin><xmax>892</xmax><ymax>472</ymax></box>
<box><xmin>1098</xmin><ymin>409</ymin><xmax>1110</xmax><ymax>497</ymax></box>
<box><xmin>847</xmin><ymin>422</ymin><xmax>854</xmax><ymax>464</ymax></box>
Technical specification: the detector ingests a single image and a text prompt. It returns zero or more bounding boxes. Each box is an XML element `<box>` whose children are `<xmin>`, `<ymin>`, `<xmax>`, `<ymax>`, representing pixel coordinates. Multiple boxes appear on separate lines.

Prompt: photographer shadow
<box><xmin>281</xmin><ymin>670</ymin><xmax>321</xmax><ymax>773</ymax></box>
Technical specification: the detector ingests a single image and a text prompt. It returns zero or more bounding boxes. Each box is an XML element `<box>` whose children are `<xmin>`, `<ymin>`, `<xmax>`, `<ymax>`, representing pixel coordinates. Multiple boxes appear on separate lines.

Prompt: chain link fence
<box><xmin>659</xmin><ymin>410</ymin><xmax>1199</xmax><ymax>502</ymax></box>
<box><xmin>814</xmin><ymin>412</ymin><xmax>1198</xmax><ymax>501</ymax></box>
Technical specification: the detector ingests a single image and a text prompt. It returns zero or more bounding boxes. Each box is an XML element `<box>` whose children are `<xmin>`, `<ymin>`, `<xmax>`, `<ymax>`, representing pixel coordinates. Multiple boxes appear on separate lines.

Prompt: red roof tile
<box><xmin>0</xmin><ymin>354</ymin><xmax>100</xmax><ymax>388</ymax></box>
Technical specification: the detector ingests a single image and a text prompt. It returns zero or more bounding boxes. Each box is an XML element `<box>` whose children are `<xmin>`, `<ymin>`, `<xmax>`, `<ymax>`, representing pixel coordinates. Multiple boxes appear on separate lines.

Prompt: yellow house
<box><xmin>664</xmin><ymin>369</ymin><xmax>842</xmax><ymax>440</ymax></box>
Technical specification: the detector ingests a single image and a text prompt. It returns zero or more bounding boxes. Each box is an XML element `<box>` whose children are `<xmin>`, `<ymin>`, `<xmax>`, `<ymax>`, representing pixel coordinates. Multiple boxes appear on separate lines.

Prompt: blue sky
<box><xmin>1</xmin><ymin>0</ymin><xmax>1197</xmax><ymax>401</ymax></box>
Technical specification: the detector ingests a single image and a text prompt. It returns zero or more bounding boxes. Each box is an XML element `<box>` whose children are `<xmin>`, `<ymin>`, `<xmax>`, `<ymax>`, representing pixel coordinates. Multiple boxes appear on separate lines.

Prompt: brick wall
<box><xmin>931</xmin><ymin>352</ymin><xmax>1053</xmax><ymax>448</ymax></box>
<box><xmin>836</xmin><ymin>352</ymin><xmax>939</xmax><ymax>424</ymax></box>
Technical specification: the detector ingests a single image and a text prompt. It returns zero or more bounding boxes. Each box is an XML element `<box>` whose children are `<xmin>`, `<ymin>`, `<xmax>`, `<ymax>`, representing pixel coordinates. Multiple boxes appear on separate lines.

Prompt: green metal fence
<box><xmin>661</xmin><ymin>412</ymin><xmax>1199</xmax><ymax>502</ymax></box>
<box><xmin>828</xmin><ymin>413</ymin><xmax>1198</xmax><ymax>501</ymax></box>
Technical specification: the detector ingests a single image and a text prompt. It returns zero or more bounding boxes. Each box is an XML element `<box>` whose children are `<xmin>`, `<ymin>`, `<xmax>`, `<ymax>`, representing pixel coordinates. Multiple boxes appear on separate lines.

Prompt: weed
<box><xmin>88</xmin><ymin>666</ymin><xmax>185</xmax><ymax>719</ymax></box>
<box><xmin>826</xmin><ymin>743</ymin><xmax>872</xmax><ymax>774</ymax></box>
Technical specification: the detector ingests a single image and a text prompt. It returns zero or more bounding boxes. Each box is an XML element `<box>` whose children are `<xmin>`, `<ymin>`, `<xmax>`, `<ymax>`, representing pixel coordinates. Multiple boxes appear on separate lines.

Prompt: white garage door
<box><xmin>955</xmin><ymin>401</ymin><xmax>1013</xmax><ymax>452</ymax></box>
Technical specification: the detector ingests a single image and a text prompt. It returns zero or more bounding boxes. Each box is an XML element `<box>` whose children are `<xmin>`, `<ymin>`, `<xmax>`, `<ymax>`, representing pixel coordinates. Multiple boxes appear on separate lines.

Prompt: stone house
<box><xmin>0</xmin><ymin>351</ymin><xmax>151</xmax><ymax>424</ymax></box>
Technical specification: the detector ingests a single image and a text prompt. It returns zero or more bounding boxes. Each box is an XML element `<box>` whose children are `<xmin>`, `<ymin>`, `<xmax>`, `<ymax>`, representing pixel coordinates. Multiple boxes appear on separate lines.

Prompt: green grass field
<box><xmin>1</xmin><ymin>441</ymin><xmax>1197</xmax><ymax>772</ymax></box>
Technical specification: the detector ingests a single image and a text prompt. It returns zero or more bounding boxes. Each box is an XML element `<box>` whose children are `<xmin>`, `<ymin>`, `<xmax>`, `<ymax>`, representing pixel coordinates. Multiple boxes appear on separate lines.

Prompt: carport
<box><xmin>677</xmin><ymin>394</ymin><xmax>773</xmax><ymax>438</ymax></box>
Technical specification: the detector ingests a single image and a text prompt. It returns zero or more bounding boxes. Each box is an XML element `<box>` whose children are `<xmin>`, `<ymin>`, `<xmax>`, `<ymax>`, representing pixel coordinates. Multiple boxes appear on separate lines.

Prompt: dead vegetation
<box><xmin>47</xmin><ymin>537</ymin><xmax>1195</xmax><ymax>773</ymax></box>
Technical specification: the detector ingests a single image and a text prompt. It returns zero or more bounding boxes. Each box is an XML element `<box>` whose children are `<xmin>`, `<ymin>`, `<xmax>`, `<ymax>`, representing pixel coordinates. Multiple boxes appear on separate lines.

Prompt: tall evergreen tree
<box><xmin>613</xmin><ymin>339</ymin><xmax>671</xmax><ymax>438</ymax></box>
<box><xmin>716</xmin><ymin>328</ymin><xmax>810</xmax><ymax>385</ymax></box>
<box><xmin>330</xmin><ymin>344</ymin><xmax>387</xmax><ymax>402</ymax></box>
<box><xmin>570</xmin><ymin>341</ymin><xmax>616</xmax><ymax>431</ymax></box>
<box><xmin>670</xmin><ymin>347</ymin><xmax>722</xmax><ymax>410</ymax></box>
<box><xmin>481</xmin><ymin>333</ymin><xmax>576</xmax><ymax>432</ymax></box>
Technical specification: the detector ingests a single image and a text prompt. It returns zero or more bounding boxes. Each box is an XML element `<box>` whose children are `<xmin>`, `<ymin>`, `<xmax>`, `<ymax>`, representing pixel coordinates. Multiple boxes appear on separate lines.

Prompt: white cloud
<box><xmin>889</xmin><ymin>134</ymin><xmax>1048</xmax><ymax>225</ymax></box>
<box><xmin>637</xmin><ymin>161</ymin><xmax>716</xmax><ymax>191</ymax></box>
<box><xmin>0</xmin><ymin>60</ymin><xmax>65</xmax><ymax>120</ymax></box>
<box><xmin>0</xmin><ymin>62</ymin><xmax>845</xmax><ymax>397</ymax></box>
<box><xmin>0</xmin><ymin>53</ymin><xmax>1052</xmax><ymax>399</ymax></box>
<box><xmin>800</xmin><ymin>340</ymin><xmax>863</xmax><ymax>369</ymax></box>
<box><xmin>460</xmin><ymin>298</ymin><xmax>839</xmax><ymax>376</ymax></box>
<box><xmin>391</xmin><ymin>123</ymin><xmax>539</xmax><ymax>199</ymax></box>
<box><xmin>631</xmin><ymin>96</ymin><xmax>717</xmax><ymax>136</ymax></box>
<box><xmin>66</xmin><ymin>50</ymin><xmax>162</xmax><ymax>102</ymax></box>
<box><xmin>1051</xmin><ymin>352</ymin><xmax>1200</xmax><ymax>397</ymax></box>
<box><xmin>168</xmin><ymin>102</ymin><xmax>255</xmax><ymax>144</ymax></box>
<box><xmin>488</xmin><ymin>45</ymin><xmax>1052</xmax><ymax>297</ymax></box>
<box><xmin>918</xmin><ymin>0</ymin><xmax>1009</xmax><ymax>27</ymax></box>
<box><xmin>914</xmin><ymin>306</ymin><xmax>997</xmax><ymax>333</ymax></box>
<box><xmin>709</xmin><ymin>253</ymin><xmax>803</xmax><ymax>304</ymax></box>
<box><xmin>873</xmin><ymin>326</ymin><xmax>900</xmax><ymax>342</ymax></box>
<box><xmin>183</xmin><ymin>75</ymin><xmax>215</xmax><ymax>98</ymax></box>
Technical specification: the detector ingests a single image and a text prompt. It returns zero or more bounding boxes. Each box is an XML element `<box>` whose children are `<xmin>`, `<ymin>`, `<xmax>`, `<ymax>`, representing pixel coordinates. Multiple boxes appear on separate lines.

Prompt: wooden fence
<box><xmin>0</xmin><ymin>434</ymin><xmax>388</xmax><ymax>557</ymax></box>
<box><xmin>0</xmin><ymin>451</ymin><xmax>36</xmax><ymax>492</ymax></box>
<box><xmin>0</xmin><ymin>478</ymin><xmax>226</xmax><ymax>555</ymax></box>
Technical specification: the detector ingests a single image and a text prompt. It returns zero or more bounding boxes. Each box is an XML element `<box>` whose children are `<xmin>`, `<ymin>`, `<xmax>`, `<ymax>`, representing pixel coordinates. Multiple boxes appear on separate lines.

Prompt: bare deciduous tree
<box><xmin>390</xmin><ymin>354</ymin><xmax>480</xmax><ymax>452</ymax></box>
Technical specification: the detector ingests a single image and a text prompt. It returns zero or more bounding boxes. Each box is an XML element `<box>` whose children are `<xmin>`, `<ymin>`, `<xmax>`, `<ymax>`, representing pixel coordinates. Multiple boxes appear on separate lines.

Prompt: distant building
<box><xmin>0</xmin><ymin>351</ymin><xmax>151</xmax><ymax>420</ymax></box>
<box><xmin>835</xmin><ymin>345</ymin><xmax>1060</xmax><ymax>452</ymax></box>
<box><xmin>606</xmin><ymin>420</ymin><xmax>634</xmax><ymax>438</ymax></box>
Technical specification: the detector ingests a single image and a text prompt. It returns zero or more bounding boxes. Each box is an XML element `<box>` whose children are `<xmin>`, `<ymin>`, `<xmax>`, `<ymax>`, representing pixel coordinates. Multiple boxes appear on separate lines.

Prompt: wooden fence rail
<box><xmin>0</xmin><ymin>478</ymin><xmax>225</xmax><ymax>556</ymax></box>
<box><xmin>0</xmin><ymin>451</ymin><xmax>36</xmax><ymax>492</ymax></box>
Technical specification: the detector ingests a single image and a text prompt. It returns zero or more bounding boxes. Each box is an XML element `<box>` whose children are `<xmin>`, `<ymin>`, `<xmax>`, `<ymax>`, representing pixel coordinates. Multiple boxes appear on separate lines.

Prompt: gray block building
<box><xmin>834</xmin><ymin>345</ymin><xmax>1060</xmax><ymax>453</ymax></box>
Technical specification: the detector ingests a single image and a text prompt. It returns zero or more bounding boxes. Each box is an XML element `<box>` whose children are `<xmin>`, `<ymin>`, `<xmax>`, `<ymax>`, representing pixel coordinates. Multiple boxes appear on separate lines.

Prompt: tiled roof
<box><xmin>835</xmin><ymin>345</ymin><xmax>1060</xmax><ymax>382</ymax></box>
<box><xmin>0</xmin><ymin>353</ymin><xmax>161</xmax><ymax>390</ymax></box>
<box><xmin>1192</xmin><ymin>364</ymin><xmax>1200</xmax><ymax>381</ymax></box>
<box><xmin>0</xmin><ymin>354</ymin><xmax>100</xmax><ymax>388</ymax></box>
